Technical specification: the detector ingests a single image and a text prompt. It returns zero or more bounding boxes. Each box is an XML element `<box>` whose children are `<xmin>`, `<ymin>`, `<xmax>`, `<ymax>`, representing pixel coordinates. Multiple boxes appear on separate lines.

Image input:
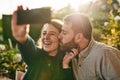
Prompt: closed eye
<box><xmin>62</xmin><ymin>31</ymin><xmax>67</xmax><ymax>35</ymax></box>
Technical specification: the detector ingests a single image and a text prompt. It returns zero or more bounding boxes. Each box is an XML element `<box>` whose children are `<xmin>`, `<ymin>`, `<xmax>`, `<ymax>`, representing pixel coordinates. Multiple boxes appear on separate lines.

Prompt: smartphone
<box><xmin>17</xmin><ymin>7</ymin><xmax>51</xmax><ymax>24</ymax></box>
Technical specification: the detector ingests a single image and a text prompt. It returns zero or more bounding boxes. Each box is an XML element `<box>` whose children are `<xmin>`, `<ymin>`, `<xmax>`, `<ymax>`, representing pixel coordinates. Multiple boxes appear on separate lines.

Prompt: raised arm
<box><xmin>11</xmin><ymin>6</ymin><xmax>30</xmax><ymax>44</ymax></box>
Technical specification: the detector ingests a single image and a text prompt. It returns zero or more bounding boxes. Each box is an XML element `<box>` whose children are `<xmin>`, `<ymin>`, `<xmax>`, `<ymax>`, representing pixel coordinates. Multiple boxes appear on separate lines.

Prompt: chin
<box><xmin>60</xmin><ymin>41</ymin><xmax>78</xmax><ymax>52</ymax></box>
<box><xmin>43</xmin><ymin>48</ymin><xmax>50</xmax><ymax>51</ymax></box>
<box><xmin>60</xmin><ymin>44</ymin><xmax>75</xmax><ymax>52</ymax></box>
<box><xmin>43</xmin><ymin>47</ymin><xmax>48</xmax><ymax>51</ymax></box>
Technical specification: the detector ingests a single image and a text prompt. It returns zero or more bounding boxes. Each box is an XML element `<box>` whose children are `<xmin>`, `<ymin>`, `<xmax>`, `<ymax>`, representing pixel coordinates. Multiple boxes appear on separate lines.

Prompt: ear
<box><xmin>75</xmin><ymin>33</ymin><xmax>83</xmax><ymax>43</ymax></box>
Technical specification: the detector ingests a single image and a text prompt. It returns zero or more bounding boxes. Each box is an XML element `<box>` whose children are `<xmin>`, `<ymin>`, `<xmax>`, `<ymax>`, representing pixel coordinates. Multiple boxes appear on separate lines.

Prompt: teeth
<box><xmin>44</xmin><ymin>41</ymin><xmax>51</xmax><ymax>45</ymax></box>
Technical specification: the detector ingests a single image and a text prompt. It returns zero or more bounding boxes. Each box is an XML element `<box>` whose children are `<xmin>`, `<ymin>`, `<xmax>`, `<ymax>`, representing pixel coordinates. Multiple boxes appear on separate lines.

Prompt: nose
<box><xmin>58</xmin><ymin>33</ymin><xmax>62</xmax><ymax>40</ymax></box>
<box><xmin>44</xmin><ymin>33</ymin><xmax>50</xmax><ymax>39</ymax></box>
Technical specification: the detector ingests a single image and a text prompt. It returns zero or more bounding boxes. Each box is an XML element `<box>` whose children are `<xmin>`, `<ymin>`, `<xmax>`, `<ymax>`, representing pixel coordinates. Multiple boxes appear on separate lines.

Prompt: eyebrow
<box><xmin>42</xmin><ymin>31</ymin><xmax>58</xmax><ymax>34</ymax></box>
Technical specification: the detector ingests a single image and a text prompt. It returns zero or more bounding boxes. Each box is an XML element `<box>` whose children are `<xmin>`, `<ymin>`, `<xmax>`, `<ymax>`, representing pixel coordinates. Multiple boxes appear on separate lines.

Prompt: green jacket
<box><xmin>18</xmin><ymin>36</ymin><xmax>75</xmax><ymax>80</ymax></box>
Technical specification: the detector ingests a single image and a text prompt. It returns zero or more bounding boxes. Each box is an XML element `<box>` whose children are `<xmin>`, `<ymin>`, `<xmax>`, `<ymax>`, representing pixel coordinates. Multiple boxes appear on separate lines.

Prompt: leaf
<box><xmin>107</xmin><ymin>0</ymin><xmax>113</xmax><ymax>4</ymax></box>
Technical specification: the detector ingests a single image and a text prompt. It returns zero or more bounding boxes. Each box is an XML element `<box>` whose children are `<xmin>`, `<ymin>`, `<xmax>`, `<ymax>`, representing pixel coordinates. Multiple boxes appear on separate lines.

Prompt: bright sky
<box><xmin>0</xmin><ymin>0</ymin><xmax>93</xmax><ymax>19</ymax></box>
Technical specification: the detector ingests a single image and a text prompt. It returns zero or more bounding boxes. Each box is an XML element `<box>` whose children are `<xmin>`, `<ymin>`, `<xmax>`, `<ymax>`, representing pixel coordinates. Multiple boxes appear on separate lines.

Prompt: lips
<box><xmin>43</xmin><ymin>41</ymin><xmax>52</xmax><ymax>45</ymax></box>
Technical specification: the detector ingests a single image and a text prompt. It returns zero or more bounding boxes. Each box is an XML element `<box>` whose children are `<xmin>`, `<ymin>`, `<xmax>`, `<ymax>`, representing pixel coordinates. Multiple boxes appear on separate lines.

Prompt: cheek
<box><xmin>41</xmin><ymin>37</ymin><xmax>44</xmax><ymax>44</ymax></box>
<box><xmin>51</xmin><ymin>37</ymin><xmax>59</xmax><ymax>44</ymax></box>
<box><xmin>63</xmin><ymin>35</ymin><xmax>73</xmax><ymax>44</ymax></box>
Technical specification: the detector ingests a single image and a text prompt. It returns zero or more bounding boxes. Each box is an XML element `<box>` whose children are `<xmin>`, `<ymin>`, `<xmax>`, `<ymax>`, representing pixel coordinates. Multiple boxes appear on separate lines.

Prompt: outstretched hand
<box><xmin>11</xmin><ymin>5</ymin><xmax>30</xmax><ymax>44</ymax></box>
<box><xmin>63</xmin><ymin>48</ymin><xmax>78</xmax><ymax>68</ymax></box>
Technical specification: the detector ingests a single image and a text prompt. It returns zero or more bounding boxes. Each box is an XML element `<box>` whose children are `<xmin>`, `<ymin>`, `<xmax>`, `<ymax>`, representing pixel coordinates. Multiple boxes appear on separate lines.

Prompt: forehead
<box><xmin>42</xmin><ymin>24</ymin><xmax>59</xmax><ymax>32</ymax></box>
<box><xmin>62</xmin><ymin>22</ymin><xmax>72</xmax><ymax>31</ymax></box>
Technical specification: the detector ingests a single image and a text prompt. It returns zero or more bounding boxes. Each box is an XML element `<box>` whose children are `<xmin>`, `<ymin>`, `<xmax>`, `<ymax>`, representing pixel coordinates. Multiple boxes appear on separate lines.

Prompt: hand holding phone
<box><xmin>17</xmin><ymin>7</ymin><xmax>51</xmax><ymax>24</ymax></box>
<box><xmin>11</xmin><ymin>5</ymin><xmax>30</xmax><ymax>44</ymax></box>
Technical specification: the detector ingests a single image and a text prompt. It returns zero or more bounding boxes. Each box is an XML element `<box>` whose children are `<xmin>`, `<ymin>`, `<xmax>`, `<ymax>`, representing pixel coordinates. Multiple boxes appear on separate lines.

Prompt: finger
<box><xmin>68</xmin><ymin>52</ymin><xmax>75</xmax><ymax>58</ymax></box>
<box><xmin>63</xmin><ymin>52</ymin><xmax>69</xmax><ymax>60</ymax></box>
<box><xmin>17</xmin><ymin>5</ymin><xmax>23</xmax><ymax>10</ymax></box>
<box><xmin>64</xmin><ymin>52</ymin><xmax>74</xmax><ymax>59</ymax></box>
<box><xmin>73</xmin><ymin>48</ymin><xmax>78</xmax><ymax>56</ymax></box>
<box><xmin>26</xmin><ymin>7</ymin><xmax>29</xmax><ymax>10</ymax></box>
<box><xmin>11</xmin><ymin>11</ymin><xmax>17</xmax><ymax>29</ymax></box>
<box><xmin>71</xmin><ymin>48</ymin><xmax>78</xmax><ymax>56</ymax></box>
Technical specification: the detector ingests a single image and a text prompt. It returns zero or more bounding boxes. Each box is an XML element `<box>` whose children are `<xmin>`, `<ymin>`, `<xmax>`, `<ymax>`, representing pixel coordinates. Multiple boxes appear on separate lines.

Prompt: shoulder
<box><xmin>90</xmin><ymin>41</ymin><xmax>120</xmax><ymax>60</ymax></box>
<box><xmin>36</xmin><ymin>47</ymin><xmax>47</xmax><ymax>56</ymax></box>
<box><xmin>93</xmin><ymin>41</ymin><xmax>119</xmax><ymax>53</ymax></box>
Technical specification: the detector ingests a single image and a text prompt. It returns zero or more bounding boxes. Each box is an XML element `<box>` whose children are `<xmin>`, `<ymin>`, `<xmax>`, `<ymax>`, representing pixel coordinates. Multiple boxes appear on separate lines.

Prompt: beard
<box><xmin>60</xmin><ymin>38</ymin><xmax>79</xmax><ymax>52</ymax></box>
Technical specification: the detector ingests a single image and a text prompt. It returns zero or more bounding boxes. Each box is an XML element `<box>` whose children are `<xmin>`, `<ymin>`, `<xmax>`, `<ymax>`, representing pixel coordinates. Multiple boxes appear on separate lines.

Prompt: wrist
<box><xmin>63</xmin><ymin>63</ymin><xmax>70</xmax><ymax>69</ymax></box>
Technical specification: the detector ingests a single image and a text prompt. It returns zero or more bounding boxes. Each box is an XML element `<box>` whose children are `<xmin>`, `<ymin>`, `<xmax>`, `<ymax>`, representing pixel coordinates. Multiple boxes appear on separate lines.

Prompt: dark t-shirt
<box><xmin>18</xmin><ymin>36</ymin><xmax>75</xmax><ymax>80</ymax></box>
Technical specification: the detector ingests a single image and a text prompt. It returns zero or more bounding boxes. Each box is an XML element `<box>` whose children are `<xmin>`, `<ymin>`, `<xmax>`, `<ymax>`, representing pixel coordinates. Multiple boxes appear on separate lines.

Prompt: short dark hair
<box><xmin>63</xmin><ymin>13</ymin><xmax>92</xmax><ymax>40</ymax></box>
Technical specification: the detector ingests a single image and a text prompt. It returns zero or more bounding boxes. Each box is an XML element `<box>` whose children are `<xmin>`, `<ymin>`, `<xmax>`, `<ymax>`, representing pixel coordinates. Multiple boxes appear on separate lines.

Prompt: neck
<box><xmin>79</xmin><ymin>39</ymin><xmax>90</xmax><ymax>51</ymax></box>
<box><xmin>48</xmin><ymin>50</ymin><xmax>58</xmax><ymax>56</ymax></box>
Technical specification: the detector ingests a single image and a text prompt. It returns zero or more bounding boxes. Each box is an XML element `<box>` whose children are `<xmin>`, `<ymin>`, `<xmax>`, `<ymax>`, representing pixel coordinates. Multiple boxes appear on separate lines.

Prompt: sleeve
<box><xmin>18</xmin><ymin>36</ymin><xmax>39</xmax><ymax>65</ymax></box>
<box><xmin>62</xmin><ymin>61</ymin><xmax>75</xmax><ymax>80</ymax></box>
<box><xmin>62</xmin><ymin>68</ymin><xmax>75</xmax><ymax>80</ymax></box>
<box><xmin>102</xmin><ymin>47</ymin><xmax>120</xmax><ymax>80</ymax></box>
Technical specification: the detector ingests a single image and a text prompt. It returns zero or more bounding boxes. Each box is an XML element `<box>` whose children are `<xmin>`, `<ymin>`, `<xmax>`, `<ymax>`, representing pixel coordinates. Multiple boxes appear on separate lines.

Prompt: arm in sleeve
<box><xmin>102</xmin><ymin>47</ymin><xmax>120</xmax><ymax>80</ymax></box>
<box><xmin>18</xmin><ymin>36</ymin><xmax>39</xmax><ymax>65</ymax></box>
<box><xmin>62</xmin><ymin>68</ymin><xmax>75</xmax><ymax>80</ymax></box>
<box><xmin>62</xmin><ymin>61</ymin><xmax>75</xmax><ymax>80</ymax></box>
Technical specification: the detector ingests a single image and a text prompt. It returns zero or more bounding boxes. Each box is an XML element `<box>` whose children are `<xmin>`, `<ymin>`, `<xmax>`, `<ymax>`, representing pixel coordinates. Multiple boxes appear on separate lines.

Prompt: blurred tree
<box><xmin>2</xmin><ymin>15</ymin><xmax>14</xmax><ymax>43</ymax></box>
<box><xmin>76</xmin><ymin>0</ymin><xmax>120</xmax><ymax>49</ymax></box>
<box><xmin>0</xmin><ymin>19</ymin><xmax>2</xmax><ymax>33</ymax></box>
<box><xmin>52</xmin><ymin>4</ymin><xmax>74</xmax><ymax>19</ymax></box>
<box><xmin>0</xmin><ymin>19</ymin><xmax>3</xmax><ymax>41</ymax></box>
<box><xmin>101</xmin><ymin>10</ymin><xmax>120</xmax><ymax>49</ymax></box>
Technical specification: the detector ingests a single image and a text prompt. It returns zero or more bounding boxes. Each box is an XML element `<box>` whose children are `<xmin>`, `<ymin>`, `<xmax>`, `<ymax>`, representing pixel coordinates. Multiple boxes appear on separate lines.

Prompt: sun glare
<box><xmin>0</xmin><ymin>0</ymin><xmax>94</xmax><ymax>19</ymax></box>
<box><xmin>69</xmin><ymin>0</ymin><xmax>93</xmax><ymax>10</ymax></box>
<box><xmin>13</xmin><ymin>0</ymin><xmax>93</xmax><ymax>10</ymax></box>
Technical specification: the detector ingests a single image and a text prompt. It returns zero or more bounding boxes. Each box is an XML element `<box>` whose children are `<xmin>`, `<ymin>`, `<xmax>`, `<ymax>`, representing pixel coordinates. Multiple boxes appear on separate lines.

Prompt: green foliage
<box><xmin>101</xmin><ymin>10</ymin><xmax>120</xmax><ymax>49</ymax></box>
<box><xmin>80</xmin><ymin>0</ymin><xmax>120</xmax><ymax>50</ymax></box>
<box><xmin>0</xmin><ymin>44</ymin><xmax>26</xmax><ymax>79</ymax></box>
<box><xmin>2</xmin><ymin>15</ymin><xmax>14</xmax><ymax>42</ymax></box>
<box><xmin>52</xmin><ymin>4</ymin><xmax>73</xmax><ymax>19</ymax></box>
<box><xmin>0</xmin><ymin>19</ymin><xmax>2</xmax><ymax>34</ymax></box>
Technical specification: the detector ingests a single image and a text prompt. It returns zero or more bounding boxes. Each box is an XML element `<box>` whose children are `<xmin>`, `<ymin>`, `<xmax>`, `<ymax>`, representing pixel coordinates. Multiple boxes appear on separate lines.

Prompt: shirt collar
<box><xmin>78</xmin><ymin>38</ymin><xmax>95</xmax><ymax>58</ymax></box>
